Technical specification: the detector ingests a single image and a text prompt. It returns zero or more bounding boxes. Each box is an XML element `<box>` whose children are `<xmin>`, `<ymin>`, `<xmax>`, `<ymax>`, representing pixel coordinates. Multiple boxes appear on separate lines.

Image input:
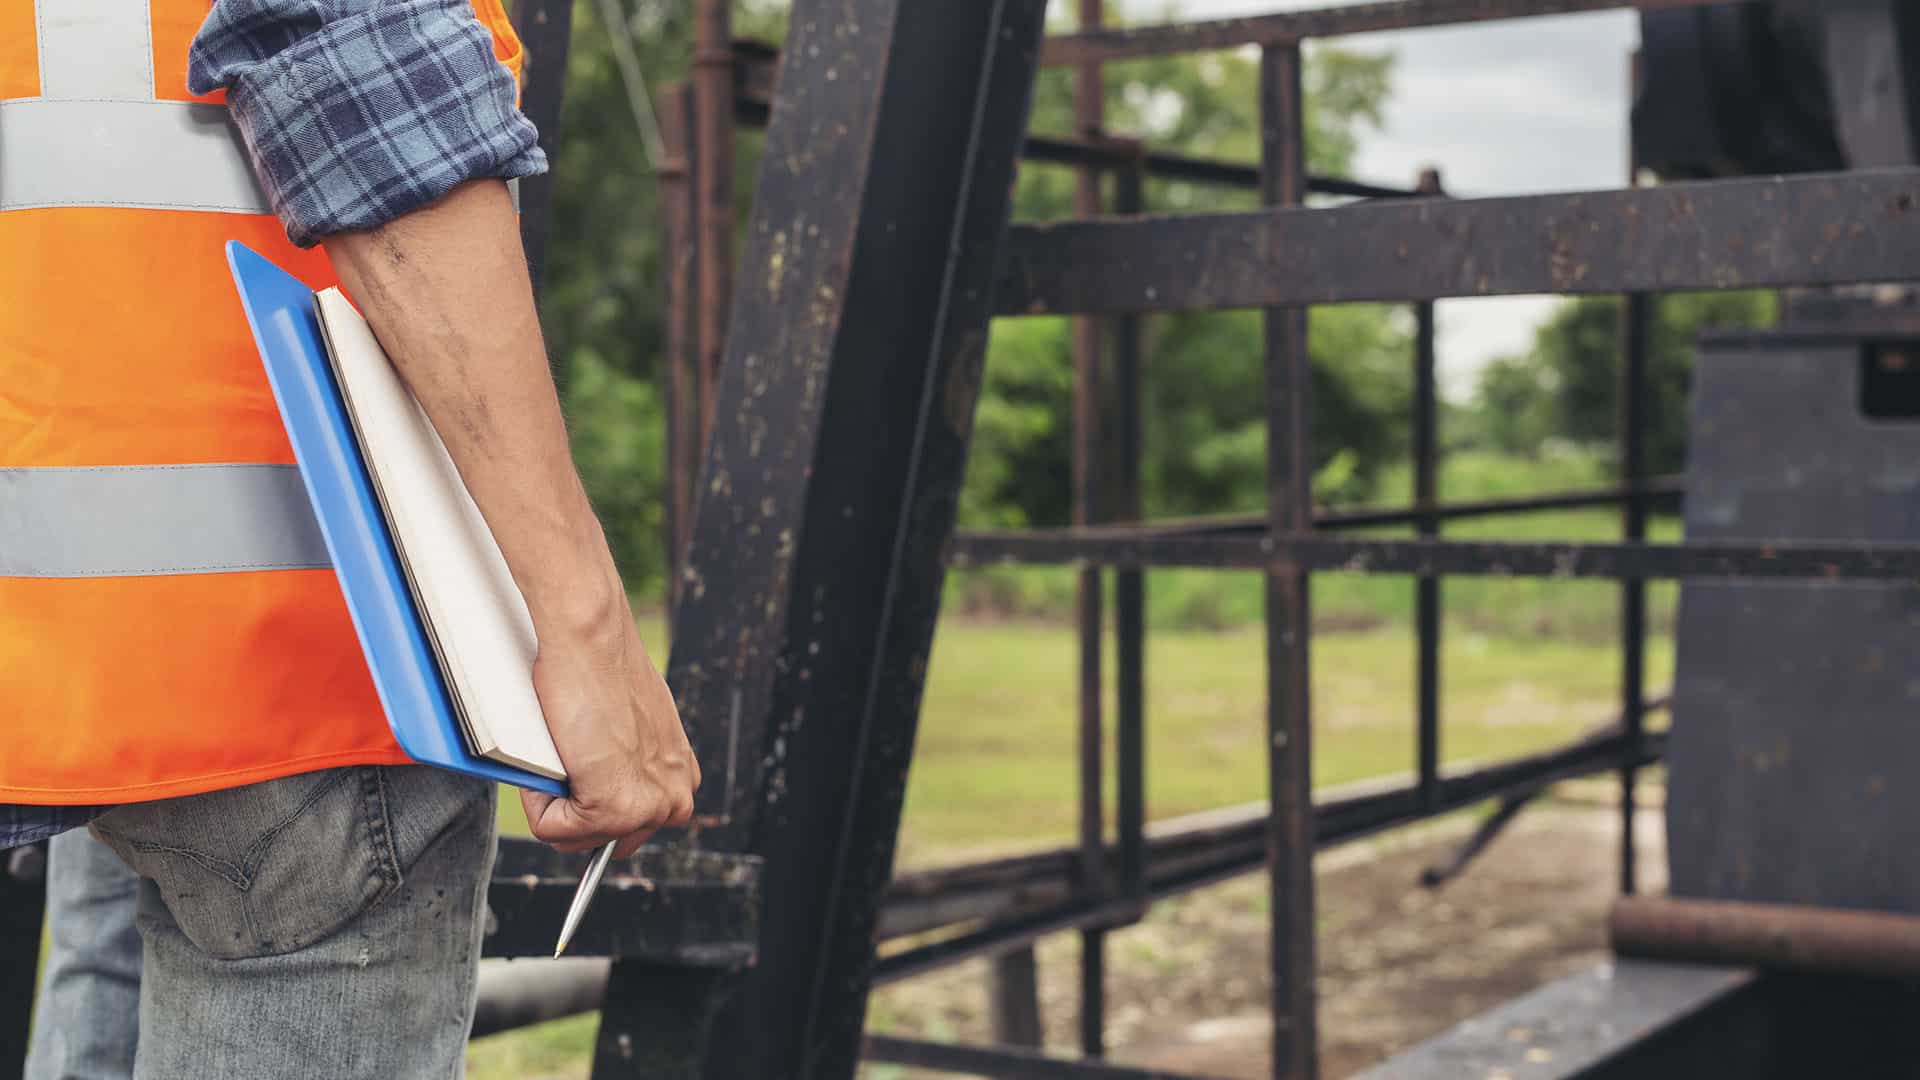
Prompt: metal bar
<box><xmin>1419</xmin><ymin>788</ymin><xmax>1541</xmax><ymax>887</ymax></box>
<box><xmin>730</xmin><ymin>78</ymin><xmax>1420</xmax><ymax>200</ymax></box>
<box><xmin>1073</xmin><ymin>0</ymin><xmax>1108</xmax><ymax>1058</ymax></box>
<box><xmin>658</xmin><ymin>82</ymin><xmax>698</xmax><ymax>607</ymax></box>
<box><xmin>864</xmin><ymin>1035</ymin><xmax>1213</xmax><ymax>1079</ymax></box>
<box><xmin>691</xmin><ymin>0</ymin><xmax>733</xmax><ymax>455</ymax></box>
<box><xmin>510</xmin><ymin>0</ymin><xmax>574</xmax><ymax>296</ymax></box>
<box><xmin>1611</xmin><ymin>897</ymin><xmax>1920</xmax><ymax>979</ymax></box>
<box><xmin>1413</xmin><ymin>169</ymin><xmax>1444</xmax><ymax>815</ymax></box>
<box><xmin>964</xmin><ymin>478</ymin><xmax>1683</xmax><ymax>544</ymax></box>
<box><xmin>1</xmin><ymin>845</ymin><xmax>46</xmax><ymax>1080</ymax></box>
<box><xmin>990</xmin><ymin>947</ymin><xmax>1045</xmax><ymax>1049</ymax></box>
<box><xmin>949</xmin><ymin>532</ymin><xmax>1920</xmax><ymax>580</ymax></box>
<box><xmin>1114</xmin><ymin>160</ymin><xmax>1148</xmax><ymax>905</ymax></box>
<box><xmin>1260</xmin><ymin>42</ymin><xmax>1318</xmax><ymax>1080</ymax></box>
<box><xmin>874</xmin><ymin>725</ymin><xmax>1668</xmax><ymax>984</ymax></box>
<box><xmin>1619</xmin><ymin>303</ymin><xmax>1651</xmax><ymax>896</ymax></box>
<box><xmin>1617</xmin><ymin>87</ymin><xmax>1650</xmax><ymax>898</ymax></box>
<box><xmin>592</xmin><ymin>965</ymin><xmax>728</xmax><ymax>1080</ymax></box>
<box><xmin>672</xmin><ymin>0</ymin><xmax>1052</xmax><ymax>1072</ymax></box>
<box><xmin>471</xmin><ymin>958</ymin><xmax>612</xmax><ymax>1039</ymax></box>
<box><xmin>1040</xmin><ymin>0</ymin><xmax>1749</xmax><ymax>66</ymax></box>
<box><xmin>996</xmin><ymin>169</ymin><xmax>1920</xmax><ymax>316</ymax></box>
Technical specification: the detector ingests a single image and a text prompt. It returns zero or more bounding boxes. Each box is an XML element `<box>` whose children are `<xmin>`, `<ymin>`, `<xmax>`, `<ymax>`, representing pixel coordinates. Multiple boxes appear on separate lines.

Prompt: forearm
<box><xmin>323</xmin><ymin>179</ymin><xmax>625</xmax><ymax>637</ymax></box>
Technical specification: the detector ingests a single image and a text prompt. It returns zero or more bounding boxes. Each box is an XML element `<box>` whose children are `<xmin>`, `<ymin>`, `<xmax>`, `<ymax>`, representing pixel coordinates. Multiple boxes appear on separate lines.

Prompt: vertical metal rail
<box><xmin>658</xmin><ymin>83</ymin><xmax>699</xmax><ymax>607</ymax></box>
<box><xmin>1413</xmin><ymin>168</ymin><xmax>1444</xmax><ymax>814</ymax></box>
<box><xmin>1</xmin><ymin>845</ymin><xmax>46</xmax><ymax>1080</ymax></box>
<box><xmin>1618</xmin><ymin>57</ymin><xmax>1649</xmax><ymax>896</ymax></box>
<box><xmin>989</xmin><ymin>948</ymin><xmax>1045</xmax><ymax>1049</ymax></box>
<box><xmin>692</xmin><ymin>0</ymin><xmax>734</xmax><ymax>451</ymax></box>
<box><xmin>1618</xmin><ymin>295</ymin><xmax>1651</xmax><ymax>894</ymax></box>
<box><xmin>1259</xmin><ymin>44</ymin><xmax>1319</xmax><ymax>1080</ymax></box>
<box><xmin>668</xmin><ymin>0</ymin><xmax>1051</xmax><ymax>1072</ymax></box>
<box><xmin>1073</xmin><ymin>0</ymin><xmax>1110</xmax><ymax>1059</ymax></box>
<box><xmin>1114</xmin><ymin>157</ymin><xmax>1149</xmax><ymax>904</ymax></box>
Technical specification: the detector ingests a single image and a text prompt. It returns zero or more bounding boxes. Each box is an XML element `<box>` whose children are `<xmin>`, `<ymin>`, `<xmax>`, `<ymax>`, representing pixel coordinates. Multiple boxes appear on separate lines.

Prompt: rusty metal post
<box><xmin>1413</xmin><ymin>167</ymin><xmax>1444</xmax><ymax>814</ymax></box>
<box><xmin>1259</xmin><ymin>42</ymin><xmax>1318</xmax><ymax>1080</ymax></box>
<box><xmin>666</xmin><ymin>0</ymin><xmax>1052</xmax><ymax>1072</ymax></box>
<box><xmin>511</xmin><ymin>0</ymin><xmax>574</xmax><ymax>298</ymax></box>
<box><xmin>1618</xmin><ymin>54</ymin><xmax>1649</xmax><ymax>896</ymax></box>
<box><xmin>658</xmin><ymin>82</ymin><xmax>699</xmax><ymax>606</ymax></box>
<box><xmin>692</xmin><ymin>0</ymin><xmax>734</xmax><ymax>451</ymax></box>
<box><xmin>989</xmin><ymin>947</ymin><xmax>1045</xmax><ymax>1049</ymax></box>
<box><xmin>1072</xmin><ymin>0</ymin><xmax>1110</xmax><ymax>1060</ymax></box>
<box><xmin>1113</xmin><ymin>156</ymin><xmax>1148</xmax><ymax>904</ymax></box>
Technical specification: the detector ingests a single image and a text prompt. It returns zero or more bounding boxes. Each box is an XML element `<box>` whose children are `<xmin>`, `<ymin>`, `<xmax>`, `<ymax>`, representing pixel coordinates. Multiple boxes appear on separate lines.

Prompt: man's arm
<box><xmin>193</xmin><ymin>0</ymin><xmax>695</xmax><ymax>855</ymax></box>
<box><xmin>325</xmin><ymin>181</ymin><xmax>695</xmax><ymax>856</ymax></box>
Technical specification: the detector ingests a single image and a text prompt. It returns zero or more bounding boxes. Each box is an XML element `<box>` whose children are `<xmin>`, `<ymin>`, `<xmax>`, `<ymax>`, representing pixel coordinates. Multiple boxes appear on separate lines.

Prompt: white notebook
<box><xmin>315</xmin><ymin>288</ymin><xmax>567</xmax><ymax>781</ymax></box>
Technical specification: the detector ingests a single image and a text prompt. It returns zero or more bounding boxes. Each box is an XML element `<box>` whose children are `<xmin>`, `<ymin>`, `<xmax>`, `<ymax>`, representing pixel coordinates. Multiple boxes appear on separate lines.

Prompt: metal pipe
<box><xmin>1259</xmin><ymin>41</ymin><xmax>1318</xmax><ymax>1080</ymax></box>
<box><xmin>1611</xmin><ymin>897</ymin><xmax>1920</xmax><ymax>979</ymax></box>
<box><xmin>470</xmin><ymin>958</ymin><xmax>611</xmax><ymax>1039</ymax></box>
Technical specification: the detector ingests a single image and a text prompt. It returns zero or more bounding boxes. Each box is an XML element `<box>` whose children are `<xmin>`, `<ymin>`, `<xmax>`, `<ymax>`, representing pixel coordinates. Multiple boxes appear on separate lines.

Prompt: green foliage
<box><xmin>540</xmin><ymin>3</ymin><xmax>1401</xmax><ymax>595</ymax></box>
<box><xmin>1466</xmin><ymin>291</ymin><xmax>1778</xmax><ymax>473</ymax></box>
<box><xmin>960</xmin><ymin>40</ymin><xmax>1405</xmax><ymax>531</ymax></box>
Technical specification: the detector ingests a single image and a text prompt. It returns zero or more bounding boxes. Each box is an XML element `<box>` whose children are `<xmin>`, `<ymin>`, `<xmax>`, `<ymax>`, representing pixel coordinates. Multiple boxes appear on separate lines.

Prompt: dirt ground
<box><xmin>865</xmin><ymin>784</ymin><xmax>1666</xmax><ymax>1078</ymax></box>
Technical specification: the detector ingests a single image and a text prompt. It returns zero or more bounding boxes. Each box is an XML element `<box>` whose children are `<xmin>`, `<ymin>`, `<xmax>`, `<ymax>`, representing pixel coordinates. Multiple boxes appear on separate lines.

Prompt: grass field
<box><xmin>472</xmin><ymin>598</ymin><xmax>1673</xmax><ymax>1077</ymax></box>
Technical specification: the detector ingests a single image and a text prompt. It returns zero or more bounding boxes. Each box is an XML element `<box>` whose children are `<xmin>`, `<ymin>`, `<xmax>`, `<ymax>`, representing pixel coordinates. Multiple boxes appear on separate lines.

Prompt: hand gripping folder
<box><xmin>226</xmin><ymin>241</ymin><xmax>568</xmax><ymax>796</ymax></box>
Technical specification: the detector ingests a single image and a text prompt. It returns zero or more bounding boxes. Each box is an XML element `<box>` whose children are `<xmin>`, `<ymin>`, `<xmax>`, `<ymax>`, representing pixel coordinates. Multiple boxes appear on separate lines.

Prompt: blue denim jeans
<box><xmin>26</xmin><ymin>766</ymin><xmax>495</xmax><ymax>1080</ymax></box>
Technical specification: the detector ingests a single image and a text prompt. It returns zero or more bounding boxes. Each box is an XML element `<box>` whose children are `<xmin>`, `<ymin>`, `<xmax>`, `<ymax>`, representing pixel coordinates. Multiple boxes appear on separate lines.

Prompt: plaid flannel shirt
<box><xmin>1</xmin><ymin>0</ymin><xmax>547</xmax><ymax>849</ymax></box>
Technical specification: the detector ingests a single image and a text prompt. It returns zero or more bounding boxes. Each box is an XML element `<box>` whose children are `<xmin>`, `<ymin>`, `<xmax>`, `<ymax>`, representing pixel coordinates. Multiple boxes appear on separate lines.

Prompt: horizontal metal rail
<box><xmin>874</xmin><ymin>723</ymin><xmax>1666</xmax><ymax>983</ymax></box>
<box><xmin>957</xmin><ymin>479</ymin><xmax>1685</xmax><ymax>547</ymax></box>
<box><xmin>726</xmin><ymin>69</ymin><xmax>1417</xmax><ymax>200</ymax></box>
<box><xmin>1040</xmin><ymin>0</ymin><xmax>1749</xmax><ymax>66</ymax></box>
<box><xmin>997</xmin><ymin>169</ymin><xmax>1920</xmax><ymax>315</ymax></box>
<box><xmin>1611</xmin><ymin>897</ymin><xmax>1920</xmax><ymax>979</ymax></box>
<box><xmin>950</xmin><ymin>532</ymin><xmax>1920</xmax><ymax>580</ymax></box>
<box><xmin>865</xmin><ymin>1034</ymin><xmax>1208</xmax><ymax>1078</ymax></box>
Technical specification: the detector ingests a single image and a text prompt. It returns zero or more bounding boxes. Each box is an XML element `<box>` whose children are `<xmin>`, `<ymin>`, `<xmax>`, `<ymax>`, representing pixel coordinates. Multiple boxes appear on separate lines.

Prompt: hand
<box><xmin>520</xmin><ymin>606</ymin><xmax>699</xmax><ymax>859</ymax></box>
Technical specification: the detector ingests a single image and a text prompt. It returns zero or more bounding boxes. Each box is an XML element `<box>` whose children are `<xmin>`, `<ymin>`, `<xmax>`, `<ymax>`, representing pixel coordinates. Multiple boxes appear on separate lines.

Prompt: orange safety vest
<box><xmin>0</xmin><ymin>0</ymin><xmax>527</xmax><ymax>804</ymax></box>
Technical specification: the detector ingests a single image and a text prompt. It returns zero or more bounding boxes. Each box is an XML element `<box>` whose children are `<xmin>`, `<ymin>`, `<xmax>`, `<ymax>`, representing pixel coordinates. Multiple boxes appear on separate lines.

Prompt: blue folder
<box><xmin>227</xmin><ymin>241</ymin><xmax>569</xmax><ymax>796</ymax></box>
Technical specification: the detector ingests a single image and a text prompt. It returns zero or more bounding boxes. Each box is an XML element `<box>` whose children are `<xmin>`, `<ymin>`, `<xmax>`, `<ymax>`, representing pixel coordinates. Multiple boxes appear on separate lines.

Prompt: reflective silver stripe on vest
<box><xmin>36</xmin><ymin>0</ymin><xmax>155</xmax><ymax>101</ymax></box>
<box><xmin>0</xmin><ymin>465</ymin><xmax>330</xmax><ymax>578</ymax></box>
<box><xmin>0</xmin><ymin>99</ymin><xmax>271</xmax><ymax>215</ymax></box>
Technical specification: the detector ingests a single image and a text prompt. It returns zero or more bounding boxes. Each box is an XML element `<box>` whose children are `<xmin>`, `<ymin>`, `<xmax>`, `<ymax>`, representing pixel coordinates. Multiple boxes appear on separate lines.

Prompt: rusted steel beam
<box><xmin>664</xmin><ymin>0</ymin><xmax>1051</xmax><ymax>1072</ymax></box>
<box><xmin>483</xmin><ymin>842</ymin><xmax>761</xmax><ymax>966</ymax></box>
<box><xmin>691</xmin><ymin>0</ymin><xmax>733</xmax><ymax>452</ymax></box>
<box><xmin>949</xmin><ymin>531</ymin><xmax>1920</xmax><ymax>580</ymax></box>
<box><xmin>950</xmin><ymin>478</ymin><xmax>1683</xmax><ymax>545</ymax></box>
<box><xmin>1070</xmin><ymin>0</ymin><xmax>1110</xmax><ymax>1059</ymax></box>
<box><xmin>1041</xmin><ymin>0</ymin><xmax>1749</xmax><ymax>66</ymax></box>
<box><xmin>1612</xmin><ymin>897</ymin><xmax>1920</xmax><ymax>979</ymax></box>
<box><xmin>997</xmin><ymin>169</ymin><xmax>1920</xmax><ymax>315</ymax></box>
<box><xmin>658</xmin><ymin>82</ymin><xmax>698</xmax><ymax>604</ymax></box>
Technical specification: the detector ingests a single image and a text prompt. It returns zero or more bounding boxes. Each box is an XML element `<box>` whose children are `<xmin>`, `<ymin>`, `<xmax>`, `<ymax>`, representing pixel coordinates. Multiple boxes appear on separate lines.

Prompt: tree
<box><xmin>1469</xmin><ymin>291</ymin><xmax>1777</xmax><ymax>473</ymax></box>
<box><xmin>959</xmin><ymin>40</ymin><xmax>1406</xmax><ymax>527</ymax></box>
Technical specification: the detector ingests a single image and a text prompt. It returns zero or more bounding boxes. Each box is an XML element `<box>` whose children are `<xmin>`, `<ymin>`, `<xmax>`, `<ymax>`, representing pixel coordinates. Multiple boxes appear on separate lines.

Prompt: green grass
<box><xmin>471</xmin><ymin>609</ymin><xmax>1669</xmax><ymax>1076</ymax></box>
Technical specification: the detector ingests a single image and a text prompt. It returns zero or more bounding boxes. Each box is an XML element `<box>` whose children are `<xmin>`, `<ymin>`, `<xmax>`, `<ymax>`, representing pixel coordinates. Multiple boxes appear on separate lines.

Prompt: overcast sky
<box><xmin>1112</xmin><ymin>0</ymin><xmax>1644</xmax><ymax>394</ymax></box>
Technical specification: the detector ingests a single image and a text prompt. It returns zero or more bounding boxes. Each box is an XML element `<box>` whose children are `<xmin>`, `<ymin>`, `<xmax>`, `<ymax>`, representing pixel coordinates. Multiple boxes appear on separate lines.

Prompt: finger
<box><xmin>525</xmin><ymin>796</ymin><xmax>603</xmax><ymax>848</ymax></box>
<box><xmin>666</xmin><ymin>792</ymin><xmax>695</xmax><ymax>829</ymax></box>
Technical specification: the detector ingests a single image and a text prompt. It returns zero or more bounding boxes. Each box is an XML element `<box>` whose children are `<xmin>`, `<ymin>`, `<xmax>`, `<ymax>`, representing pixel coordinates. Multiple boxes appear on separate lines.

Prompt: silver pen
<box><xmin>553</xmin><ymin>840</ymin><xmax>617</xmax><ymax>957</ymax></box>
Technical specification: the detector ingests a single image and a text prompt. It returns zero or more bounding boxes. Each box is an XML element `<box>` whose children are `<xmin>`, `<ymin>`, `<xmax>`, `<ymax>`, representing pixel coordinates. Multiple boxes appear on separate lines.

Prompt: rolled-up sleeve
<box><xmin>189</xmin><ymin>0</ymin><xmax>547</xmax><ymax>247</ymax></box>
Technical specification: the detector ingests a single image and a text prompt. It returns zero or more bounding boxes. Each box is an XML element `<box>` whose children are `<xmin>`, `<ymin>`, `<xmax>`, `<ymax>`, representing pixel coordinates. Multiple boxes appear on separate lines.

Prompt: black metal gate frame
<box><xmin>645</xmin><ymin>0</ymin><xmax>1920</xmax><ymax>1076</ymax></box>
